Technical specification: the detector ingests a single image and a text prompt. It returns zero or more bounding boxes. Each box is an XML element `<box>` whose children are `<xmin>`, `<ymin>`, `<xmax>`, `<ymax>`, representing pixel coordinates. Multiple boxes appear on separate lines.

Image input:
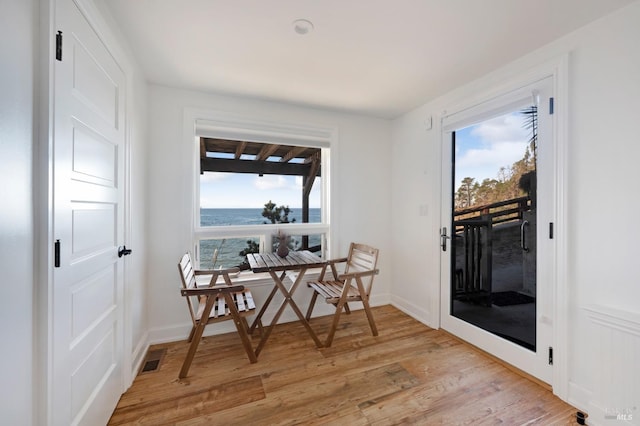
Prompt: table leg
<box><xmin>281</xmin><ymin>268</ymin><xmax>324</xmax><ymax>348</ymax></box>
<box><xmin>248</xmin><ymin>273</ymin><xmax>282</xmax><ymax>334</ymax></box>
<box><xmin>254</xmin><ymin>268</ymin><xmax>323</xmax><ymax>357</ymax></box>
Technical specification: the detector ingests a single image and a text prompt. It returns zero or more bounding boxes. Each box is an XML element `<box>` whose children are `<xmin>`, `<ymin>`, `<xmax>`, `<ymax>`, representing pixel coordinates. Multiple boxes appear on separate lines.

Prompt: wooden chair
<box><xmin>177</xmin><ymin>252</ymin><xmax>258</xmax><ymax>379</ymax></box>
<box><xmin>305</xmin><ymin>243</ymin><xmax>380</xmax><ymax>347</ymax></box>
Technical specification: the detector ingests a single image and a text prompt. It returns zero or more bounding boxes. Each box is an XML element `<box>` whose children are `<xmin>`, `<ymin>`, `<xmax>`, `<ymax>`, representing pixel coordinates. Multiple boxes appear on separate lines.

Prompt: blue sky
<box><xmin>200</xmin><ymin>172</ymin><xmax>322</xmax><ymax>208</ymax></box>
<box><xmin>455</xmin><ymin>111</ymin><xmax>531</xmax><ymax>187</ymax></box>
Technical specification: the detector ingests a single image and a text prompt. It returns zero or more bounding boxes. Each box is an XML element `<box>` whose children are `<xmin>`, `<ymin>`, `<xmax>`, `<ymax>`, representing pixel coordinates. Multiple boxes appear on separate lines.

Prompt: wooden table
<box><xmin>246</xmin><ymin>250</ymin><xmax>326</xmax><ymax>356</ymax></box>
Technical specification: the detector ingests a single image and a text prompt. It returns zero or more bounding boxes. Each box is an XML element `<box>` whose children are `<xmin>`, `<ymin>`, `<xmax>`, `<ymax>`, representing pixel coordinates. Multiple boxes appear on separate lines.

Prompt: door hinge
<box><xmin>54</xmin><ymin>239</ymin><xmax>61</xmax><ymax>267</ymax></box>
<box><xmin>549</xmin><ymin>222</ymin><xmax>554</xmax><ymax>239</ymax></box>
<box><xmin>549</xmin><ymin>97</ymin><xmax>554</xmax><ymax>115</ymax></box>
<box><xmin>548</xmin><ymin>347</ymin><xmax>553</xmax><ymax>365</ymax></box>
<box><xmin>56</xmin><ymin>31</ymin><xmax>63</xmax><ymax>61</ymax></box>
<box><xmin>118</xmin><ymin>245</ymin><xmax>132</xmax><ymax>258</ymax></box>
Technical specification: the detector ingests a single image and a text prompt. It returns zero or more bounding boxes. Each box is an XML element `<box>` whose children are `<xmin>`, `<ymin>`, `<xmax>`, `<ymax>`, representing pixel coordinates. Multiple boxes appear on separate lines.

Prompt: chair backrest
<box><xmin>344</xmin><ymin>243</ymin><xmax>379</xmax><ymax>295</ymax></box>
<box><xmin>178</xmin><ymin>252</ymin><xmax>197</xmax><ymax>289</ymax></box>
<box><xmin>178</xmin><ymin>252</ymin><xmax>200</xmax><ymax>326</ymax></box>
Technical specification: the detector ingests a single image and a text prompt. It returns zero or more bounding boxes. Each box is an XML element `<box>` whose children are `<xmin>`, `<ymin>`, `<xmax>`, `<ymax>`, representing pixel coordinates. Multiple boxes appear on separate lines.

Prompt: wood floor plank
<box><xmin>110</xmin><ymin>305</ymin><xmax>578</xmax><ymax>425</ymax></box>
<box><xmin>109</xmin><ymin>376</ymin><xmax>265</xmax><ymax>425</ymax></box>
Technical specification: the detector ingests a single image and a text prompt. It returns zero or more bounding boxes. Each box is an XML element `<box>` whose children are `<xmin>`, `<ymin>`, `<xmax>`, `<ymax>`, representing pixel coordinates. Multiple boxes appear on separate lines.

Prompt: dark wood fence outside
<box><xmin>453</xmin><ymin>196</ymin><xmax>530</xmax><ymax>305</ymax></box>
<box><xmin>454</xmin><ymin>196</ymin><xmax>529</xmax><ymax>232</ymax></box>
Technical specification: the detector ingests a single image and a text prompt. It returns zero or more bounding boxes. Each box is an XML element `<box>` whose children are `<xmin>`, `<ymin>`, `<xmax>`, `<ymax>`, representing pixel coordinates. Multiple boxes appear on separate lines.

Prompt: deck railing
<box><xmin>453</xmin><ymin>196</ymin><xmax>529</xmax><ymax>233</ymax></box>
<box><xmin>452</xmin><ymin>196</ymin><xmax>530</xmax><ymax>305</ymax></box>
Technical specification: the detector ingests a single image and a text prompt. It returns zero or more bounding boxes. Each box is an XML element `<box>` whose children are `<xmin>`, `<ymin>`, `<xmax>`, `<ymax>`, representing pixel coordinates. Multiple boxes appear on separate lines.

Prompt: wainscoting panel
<box><xmin>584</xmin><ymin>305</ymin><xmax>640</xmax><ymax>425</ymax></box>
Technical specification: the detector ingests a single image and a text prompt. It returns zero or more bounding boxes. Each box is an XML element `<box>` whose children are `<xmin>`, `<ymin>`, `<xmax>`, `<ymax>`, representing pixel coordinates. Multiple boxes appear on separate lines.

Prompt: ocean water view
<box><xmin>201</xmin><ymin>208</ymin><xmax>321</xmax><ymax>227</ymax></box>
<box><xmin>199</xmin><ymin>208</ymin><xmax>322</xmax><ymax>269</ymax></box>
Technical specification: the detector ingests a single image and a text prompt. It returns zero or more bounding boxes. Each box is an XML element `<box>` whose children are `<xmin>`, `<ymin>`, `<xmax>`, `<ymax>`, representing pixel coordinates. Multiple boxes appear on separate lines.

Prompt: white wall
<box><xmin>391</xmin><ymin>1</ymin><xmax>640</xmax><ymax>421</ymax></box>
<box><xmin>146</xmin><ymin>85</ymin><xmax>392</xmax><ymax>341</ymax></box>
<box><xmin>389</xmin><ymin>106</ymin><xmax>443</xmax><ymax>325</ymax></box>
<box><xmin>0</xmin><ymin>0</ymin><xmax>37</xmax><ymax>422</ymax></box>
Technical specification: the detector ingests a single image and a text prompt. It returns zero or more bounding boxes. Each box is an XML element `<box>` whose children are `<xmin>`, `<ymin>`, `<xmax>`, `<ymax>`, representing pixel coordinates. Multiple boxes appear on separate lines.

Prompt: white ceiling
<box><xmin>103</xmin><ymin>0</ymin><xmax>634</xmax><ymax>119</ymax></box>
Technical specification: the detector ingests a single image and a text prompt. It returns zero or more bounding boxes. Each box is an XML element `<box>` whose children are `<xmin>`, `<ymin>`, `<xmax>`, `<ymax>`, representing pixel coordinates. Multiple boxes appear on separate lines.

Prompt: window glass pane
<box><xmin>199</xmin><ymin>237</ymin><xmax>259</xmax><ymax>270</ymax></box>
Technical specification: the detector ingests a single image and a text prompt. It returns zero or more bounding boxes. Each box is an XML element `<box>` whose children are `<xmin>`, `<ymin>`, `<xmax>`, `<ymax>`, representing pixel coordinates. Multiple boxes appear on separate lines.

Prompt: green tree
<box><xmin>238</xmin><ymin>240</ymin><xmax>260</xmax><ymax>270</ymax></box>
<box><xmin>454</xmin><ymin>106</ymin><xmax>539</xmax><ymax>212</ymax></box>
<box><xmin>238</xmin><ymin>240</ymin><xmax>260</xmax><ymax>257</ymax></box>
<box><xmin>261</xmin><ymin>200</ymin><xmax>296</xmax><ymax>224</ymax></box>
<box><xmin>240</xmin><ymin>200</ymin><xmax>297</xmax><ymax>266</ymax></box>
<box><xmin>455</xmin><ymin>177</ymin><xmax>477</xmax><ymax>209</ymax></box>
<box><xmin>475</xmin><ymin>178</ymin><xmax>499</xmax><ymax>206</ymax></box>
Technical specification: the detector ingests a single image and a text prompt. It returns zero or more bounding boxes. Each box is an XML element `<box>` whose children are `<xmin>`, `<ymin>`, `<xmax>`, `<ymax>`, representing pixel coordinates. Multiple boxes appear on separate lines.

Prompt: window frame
<box><xmin>184</xmin><ymin>108</ymin><xmax>337</xmax><ymax>271</ymax></box>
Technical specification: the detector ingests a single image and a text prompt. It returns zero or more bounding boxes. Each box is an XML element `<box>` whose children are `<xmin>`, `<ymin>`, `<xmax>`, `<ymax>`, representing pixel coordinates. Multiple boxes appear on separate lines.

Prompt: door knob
<box><xmin>118</xmin><ymin>246</ymin><xmax>132</xmax><ymax>258</ymax></box>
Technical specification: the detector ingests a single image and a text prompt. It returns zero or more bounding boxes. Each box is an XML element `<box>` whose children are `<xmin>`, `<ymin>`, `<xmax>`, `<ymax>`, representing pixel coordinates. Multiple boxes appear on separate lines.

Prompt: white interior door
<box><xmin>52</xmin><ymin>0</ymin><xmax>126</xmax><ymax>424</ymax></box>
<box><xmin>439</xmin><ymin>76</ymin><xmax>555</xmax><ymax>383</ymax></box>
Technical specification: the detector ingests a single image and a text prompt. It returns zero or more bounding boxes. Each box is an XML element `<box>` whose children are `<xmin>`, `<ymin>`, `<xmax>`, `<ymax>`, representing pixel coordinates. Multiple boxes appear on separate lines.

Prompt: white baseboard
<box><xmin>568</xmin><ymin>381</ymin><xmax>591</xmax><ymax>416</ymax></box>
<box><xmin>568</xmin><ymin>381</ymin><xmax>591</xmax><ymax>412</ymax></box>
<box><xmin>129</xmin><ymin>332</ymin><xmax>149</xmax><ymax>380</ymax></box>
<box><xmin>390</xmin><ymin>294</ymin><xmax>434</xmax><ymax>328</ymax></box>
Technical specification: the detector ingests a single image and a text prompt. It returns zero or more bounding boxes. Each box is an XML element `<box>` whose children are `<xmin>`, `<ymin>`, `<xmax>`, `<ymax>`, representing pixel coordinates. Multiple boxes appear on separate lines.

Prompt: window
<box><xmin>187</xmin><ymin>112</ymin><xmax>335</xmax><ymax>271</ymax></box>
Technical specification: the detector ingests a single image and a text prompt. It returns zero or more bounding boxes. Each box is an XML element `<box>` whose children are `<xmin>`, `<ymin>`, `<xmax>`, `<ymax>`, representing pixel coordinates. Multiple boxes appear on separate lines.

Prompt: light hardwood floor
<box><xmin>109</xmin><ymin>305</ymin><xmax>577</xmax><ymax>425</ymax></box>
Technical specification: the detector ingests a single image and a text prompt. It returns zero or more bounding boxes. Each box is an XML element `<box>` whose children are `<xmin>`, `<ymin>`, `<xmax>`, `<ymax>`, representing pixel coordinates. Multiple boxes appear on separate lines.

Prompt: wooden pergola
<box><xmin>199</xmin><ymin>137</ymin><xmax>321</xmax><ymax>240</ymax></box>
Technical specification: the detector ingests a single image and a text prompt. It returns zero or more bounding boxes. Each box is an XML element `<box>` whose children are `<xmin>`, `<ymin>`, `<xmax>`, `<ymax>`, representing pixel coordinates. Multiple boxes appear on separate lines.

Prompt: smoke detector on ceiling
<box><xmin>293</xmin><ymin>19</ymin><xmax>314</xmax><ymax>35</ymax></box>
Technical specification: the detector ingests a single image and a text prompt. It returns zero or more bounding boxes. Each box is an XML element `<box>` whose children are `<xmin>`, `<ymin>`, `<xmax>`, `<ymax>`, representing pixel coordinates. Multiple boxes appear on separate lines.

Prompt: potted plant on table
<box><xmin>276</xmin><ymin>230</ymin><xmax>290</xmax><ymax>258</ymax></box>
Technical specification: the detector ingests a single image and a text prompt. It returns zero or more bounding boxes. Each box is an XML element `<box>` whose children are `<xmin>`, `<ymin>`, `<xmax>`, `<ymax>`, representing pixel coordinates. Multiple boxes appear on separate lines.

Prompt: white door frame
<box><xmin>437</xmin><ymin>56</ymin><xmax>570</xmax><ymax>398</ymax></box>
<box><xmin>37</xmin><ymin>0</ymin><xmax>133</xmax><ymax>423</ymax></box>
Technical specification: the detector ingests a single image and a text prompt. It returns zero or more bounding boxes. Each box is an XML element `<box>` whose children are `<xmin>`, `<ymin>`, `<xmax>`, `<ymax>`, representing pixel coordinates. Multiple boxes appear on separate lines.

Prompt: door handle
<box><xmin>118</xmin><ymin>245</ymin><xmax>132</xmax><ymax>258</ymax></box>
<box><xmin>520</xmin><ymin>220</ymin><xmax>529</xmax><ymax>252</ymax></box>
<box><xmin>441</xmin><ymin>227</ymin><xmax>450</xmax><ymax>251</ymax></box>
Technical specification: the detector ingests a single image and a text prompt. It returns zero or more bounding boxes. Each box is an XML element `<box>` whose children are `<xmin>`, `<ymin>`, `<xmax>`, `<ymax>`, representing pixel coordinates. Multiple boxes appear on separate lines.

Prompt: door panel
<box><xmin>53</xmin><ymin>0</ymin><xmax>125</xmax><ymax>424</ymax></box>
<box><xmin>440</xmin><ymin>77</ymin><xmax>554</xmax><ymax>383</ymax></box>
<box><xmin>71</xmin><ymin>203</ymin><xmax>116</xmax><ymax>255</ymax></box>
<box><xmin>70</xmin><ymin>267</ymin><xmax>117</xmax><ymax>339</ymax></box>
<box><xmin>72</xmin><ymin>124</ymin><xmax>118</xmax><ymax>185</ymax></box>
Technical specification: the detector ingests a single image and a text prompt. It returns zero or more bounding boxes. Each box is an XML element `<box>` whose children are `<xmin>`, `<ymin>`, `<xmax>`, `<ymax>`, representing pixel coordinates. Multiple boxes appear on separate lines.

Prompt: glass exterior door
<box><xmin>449</xmin><ymin>105</ymin><xmax>538</xmax><ymax>351</ymax></box>
<box><xmin>440</xmin><ymin>76</ymin><xmax>555</xmax><ymax>383</ymax></box>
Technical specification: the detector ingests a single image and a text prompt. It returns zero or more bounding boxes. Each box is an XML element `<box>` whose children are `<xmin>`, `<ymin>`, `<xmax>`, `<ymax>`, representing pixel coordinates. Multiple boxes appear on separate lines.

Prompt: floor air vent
<box><xmin>139</xmin><ymin>348</ymin><xmax>166</xmax><ymax>375</ymax></box>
